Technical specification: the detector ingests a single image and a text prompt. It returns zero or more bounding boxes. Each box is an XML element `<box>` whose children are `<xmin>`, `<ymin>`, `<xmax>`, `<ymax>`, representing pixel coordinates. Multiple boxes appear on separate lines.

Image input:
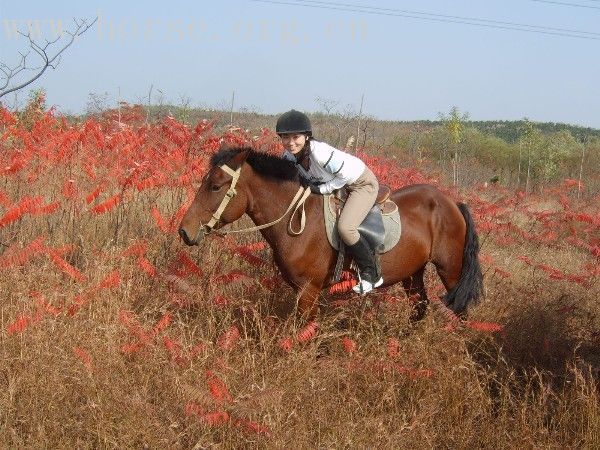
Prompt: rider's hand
<box><xmin>299</xmin><ymin>176</ymin><xmax>311</xmax><ymax>188</ymax></box>
<box><xmin>309</xmin><ymin>183</ymin><xmax>322</xmax><ymax>194</ymax></box>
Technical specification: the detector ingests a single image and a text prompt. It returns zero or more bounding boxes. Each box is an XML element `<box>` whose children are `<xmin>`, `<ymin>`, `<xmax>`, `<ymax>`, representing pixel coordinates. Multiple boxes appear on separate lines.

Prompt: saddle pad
<box><xmin>323</xmin><ymin>195</ymin><xmax>401</xmax><ymax>254</ymax></box>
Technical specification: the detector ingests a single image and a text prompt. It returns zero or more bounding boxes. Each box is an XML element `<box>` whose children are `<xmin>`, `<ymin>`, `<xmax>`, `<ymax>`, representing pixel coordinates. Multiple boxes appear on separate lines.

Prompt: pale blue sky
<box><xmin>1</xmin><ymin>0</ymin><xmax>599</xmax><ymax>127</ymax></box>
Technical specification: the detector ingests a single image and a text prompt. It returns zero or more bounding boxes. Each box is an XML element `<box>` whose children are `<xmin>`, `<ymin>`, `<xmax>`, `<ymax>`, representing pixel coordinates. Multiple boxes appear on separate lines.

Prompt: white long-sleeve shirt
<box><xmin>282</xmin><ymin>140</ymin><xmax>366</xmax><ymax>194</ymax></box>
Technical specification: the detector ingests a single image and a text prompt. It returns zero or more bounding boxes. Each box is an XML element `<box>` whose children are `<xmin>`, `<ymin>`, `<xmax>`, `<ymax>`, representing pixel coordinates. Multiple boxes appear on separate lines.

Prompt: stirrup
<box><xmin>352</xmin><ymin>277</ymin><xmax>383</xmax><ymax>295</ymax></box>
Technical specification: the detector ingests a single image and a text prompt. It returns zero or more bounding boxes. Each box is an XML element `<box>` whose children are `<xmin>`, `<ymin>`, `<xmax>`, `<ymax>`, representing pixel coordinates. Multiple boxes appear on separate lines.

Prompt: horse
<box><xmin>178</xmin><ymin>146</ymin><xmax>483</xmax><ymax>321</ymax></box>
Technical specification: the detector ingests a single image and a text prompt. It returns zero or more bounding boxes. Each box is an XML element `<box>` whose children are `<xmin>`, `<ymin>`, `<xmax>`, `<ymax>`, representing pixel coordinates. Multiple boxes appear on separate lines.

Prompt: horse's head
<box><xmin>179</xmin><ymin>148</ymin><xmax>250</xmax><ymax>245</ymax></box>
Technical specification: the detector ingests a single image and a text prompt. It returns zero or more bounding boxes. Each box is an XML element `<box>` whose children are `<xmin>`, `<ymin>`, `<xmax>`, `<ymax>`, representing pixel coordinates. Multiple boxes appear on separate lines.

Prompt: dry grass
<box><xmin>1</xmin><ymin>110</ymin><xmax>600</xmax><ymax>449</ymax></box>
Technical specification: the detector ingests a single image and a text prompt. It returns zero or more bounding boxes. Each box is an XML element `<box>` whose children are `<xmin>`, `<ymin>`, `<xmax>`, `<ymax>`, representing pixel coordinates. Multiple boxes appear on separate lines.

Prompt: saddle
<box><xmin>332</xmin><ymin>185</ymin><xmax>392</xmax><ymax>208</ymax></box>
<box><xmin>325</xmin><ymin>184</ymin><xmax>402</xmax><ymax>283</ymax></box>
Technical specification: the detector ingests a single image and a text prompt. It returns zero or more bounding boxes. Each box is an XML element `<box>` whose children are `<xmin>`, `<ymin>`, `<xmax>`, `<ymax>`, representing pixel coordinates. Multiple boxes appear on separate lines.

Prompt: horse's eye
<box><xmin>211</xmin><ymin>185</ymin><xmax>222</xmax><ymax>192</ymax></box>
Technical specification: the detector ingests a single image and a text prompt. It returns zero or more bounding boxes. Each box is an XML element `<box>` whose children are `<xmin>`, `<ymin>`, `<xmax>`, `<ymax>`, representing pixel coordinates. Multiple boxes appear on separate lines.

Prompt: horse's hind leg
<box><xmin>433</xmin><ymin>259</ymin><xmax>462</xmax><ymax>296</ymax></box>
<box><xmin>432</xmin><ymin>242</ymin><xmax>464</xmax><ymax>309</ymax></box>
<box><xmin>402</xmin><ymin>267</ymin><xmax>428</xmax><ymax>322</ymax></box>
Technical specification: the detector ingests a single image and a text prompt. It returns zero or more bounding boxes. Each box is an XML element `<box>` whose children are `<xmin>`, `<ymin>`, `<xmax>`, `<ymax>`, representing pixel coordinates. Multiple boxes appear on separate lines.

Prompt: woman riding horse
<box><xmin>277</xmin><ymin>109</ymin><xmax>382</xmax><ymax>294</ymax></box>
<box><xmin>178</xmin><ymin>117</ymin><xmax>483</xmax><ymax>320</ymax></box>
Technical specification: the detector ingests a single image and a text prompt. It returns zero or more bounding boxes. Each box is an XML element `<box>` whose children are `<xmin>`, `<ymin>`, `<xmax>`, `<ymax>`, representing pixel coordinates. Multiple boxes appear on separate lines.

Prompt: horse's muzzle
<box><xmin>178</xmin><ymin>226</ymin><xmax>203</xmax><ymax>246</ymax></box>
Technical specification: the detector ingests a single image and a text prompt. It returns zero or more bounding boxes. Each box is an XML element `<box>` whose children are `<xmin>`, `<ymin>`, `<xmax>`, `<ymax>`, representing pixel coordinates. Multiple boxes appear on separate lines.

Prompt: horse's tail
<box><xmin>444</xmin><ymin>202</ymin><xmax>484</xmax><ymax>315</ymax></box>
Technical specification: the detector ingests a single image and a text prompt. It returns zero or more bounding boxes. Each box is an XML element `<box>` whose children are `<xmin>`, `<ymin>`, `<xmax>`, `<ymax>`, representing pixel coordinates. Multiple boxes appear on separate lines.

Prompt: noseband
<box><xmin>193</xmin><ymin>163</ymin><xmax>311</xmax><ymax>243</ymax></box>
<box><xmin>193</xmin><ymin>164</ymin><xmax>241</xmax><ymax>242</ymax></box>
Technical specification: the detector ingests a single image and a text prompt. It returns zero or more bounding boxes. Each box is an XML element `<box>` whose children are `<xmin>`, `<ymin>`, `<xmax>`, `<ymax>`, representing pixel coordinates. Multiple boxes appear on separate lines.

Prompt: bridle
<box><xmin>203</xmin><ymin>164</ymin><xmax>241</xmax><ymax>232</ymax></box>
<box><xmin>193</xmin><ymin>163</ymin><xmax>312</xmax><ymax>243</ymax></box>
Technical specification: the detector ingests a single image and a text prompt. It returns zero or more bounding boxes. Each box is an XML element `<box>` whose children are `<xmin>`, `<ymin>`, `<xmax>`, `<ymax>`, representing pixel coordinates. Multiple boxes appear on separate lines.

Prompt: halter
<box><xmin>193</xmin><ymin>163</ymin><xmax>312</xmax><ymax>243</ymax></box>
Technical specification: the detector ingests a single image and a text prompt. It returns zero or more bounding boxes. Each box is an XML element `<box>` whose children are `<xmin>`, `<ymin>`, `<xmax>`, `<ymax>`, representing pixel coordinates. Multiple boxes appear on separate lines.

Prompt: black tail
<box><xmin>444</xmin><ymin>203</ymin><xmax>484</xmax><ymax>315</ymax></box>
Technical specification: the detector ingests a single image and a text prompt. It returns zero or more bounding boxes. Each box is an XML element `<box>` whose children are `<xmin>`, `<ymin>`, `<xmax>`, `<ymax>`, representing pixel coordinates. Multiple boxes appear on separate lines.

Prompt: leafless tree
<box><xmin>85</xmin><ymin>91</ymin><xmax>110</xmax><ymax>117</ymax></box>
<box><xmin>0</xmin><ymin>17</ymin><xmax>97</xmax><ymax>100</ymax></box>
<box><xmin>315</xmin><ymin>97</ymin><xmax>360</xmax><ymax>148</ymax></box>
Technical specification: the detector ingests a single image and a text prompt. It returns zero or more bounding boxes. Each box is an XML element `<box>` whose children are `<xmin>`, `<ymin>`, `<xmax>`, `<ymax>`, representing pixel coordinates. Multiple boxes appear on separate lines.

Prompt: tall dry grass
<box><xmin>1</xmin><ymin>107</ymin><xmax>599</xmax><ymax>449</ymax></box>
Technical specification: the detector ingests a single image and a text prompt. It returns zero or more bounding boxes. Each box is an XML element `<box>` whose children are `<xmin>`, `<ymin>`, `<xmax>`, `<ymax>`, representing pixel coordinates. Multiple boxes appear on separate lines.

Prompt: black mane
<box><xmin>210</xmin><ymin>146</ymin><xmax>299</xmax><ymax>182</ymax></box>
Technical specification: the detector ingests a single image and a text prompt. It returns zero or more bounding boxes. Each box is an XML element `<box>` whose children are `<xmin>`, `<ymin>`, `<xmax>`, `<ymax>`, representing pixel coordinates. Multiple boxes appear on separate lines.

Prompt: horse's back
<box><xmin>389</xmin><ymin>183</ymin><xmax>466</xmax><ymax>256</ymax></box>
<box><xmin>390</xmin><ymin>183</ymin><xmax>458</xmax><ymax>217</ymax></box>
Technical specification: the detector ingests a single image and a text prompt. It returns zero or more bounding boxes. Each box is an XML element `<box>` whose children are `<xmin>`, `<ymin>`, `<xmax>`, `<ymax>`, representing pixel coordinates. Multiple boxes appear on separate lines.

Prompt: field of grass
<box><xmin>1</xmin><ymin>106</ymin><xmax>599</xmax><ymax>449</ymax></box>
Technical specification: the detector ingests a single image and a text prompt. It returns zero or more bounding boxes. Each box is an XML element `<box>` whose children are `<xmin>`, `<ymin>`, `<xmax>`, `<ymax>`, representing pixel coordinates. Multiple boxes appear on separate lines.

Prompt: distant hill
<box><xmin>80</xmin><ymin>104</ymin><xmax>600</xmax><ymax>145</ymax></box>
<box><xmin>395</xmin><ymin>120</ymin><xmax>600</xmax><ymax>144</ymax></box>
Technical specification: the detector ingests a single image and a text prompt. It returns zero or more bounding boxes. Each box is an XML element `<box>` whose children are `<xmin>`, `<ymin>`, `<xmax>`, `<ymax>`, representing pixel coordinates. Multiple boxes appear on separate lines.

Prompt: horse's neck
<box><xmin>244</xmin><ymin>172</ymin><xmax>331</xmax><ymax>288</ymax></box>
<box><xmin>245</xmin><ymin>175</ymin><xmax>317</xmax><ymax>247</ymax></box>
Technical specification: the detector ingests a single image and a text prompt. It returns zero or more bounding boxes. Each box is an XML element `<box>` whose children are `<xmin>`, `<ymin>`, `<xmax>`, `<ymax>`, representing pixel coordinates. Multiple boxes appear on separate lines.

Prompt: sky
<box><xmin>1</xmin><ymin>0</ymin><xmax>599</xmax><ymax>127</ymax></box>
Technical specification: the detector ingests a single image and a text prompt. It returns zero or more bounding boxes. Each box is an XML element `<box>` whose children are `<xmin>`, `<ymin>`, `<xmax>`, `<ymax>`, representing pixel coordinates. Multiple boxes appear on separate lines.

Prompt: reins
<box><xmin>193</xmin><ymin>163</ymin><xmax>312</xmax><ymax>242</ymax></box>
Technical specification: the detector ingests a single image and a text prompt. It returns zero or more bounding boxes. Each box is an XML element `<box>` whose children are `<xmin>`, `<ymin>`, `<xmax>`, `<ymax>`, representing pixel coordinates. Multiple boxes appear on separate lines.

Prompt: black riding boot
<box><xmin>347</xmin><ymin>236</ymin><xmax>383</xmax><ymax>294</ymax></box>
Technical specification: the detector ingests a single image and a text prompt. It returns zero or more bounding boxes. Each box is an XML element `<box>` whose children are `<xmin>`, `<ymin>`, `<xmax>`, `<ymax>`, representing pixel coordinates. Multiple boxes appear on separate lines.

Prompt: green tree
<box><xmin>541</xmin><ymin>130</ymin><xmax>582</xmax><ymax>184</ymax></box>
<box><xmin>439</xmin><ymin>106</ymin><xmax>469</xmax><ymax>186</ymax></box>
<box><xmin>519</xmin><ymin>119</ymin><xmax>544</xmax><ymax>195</ymax></box>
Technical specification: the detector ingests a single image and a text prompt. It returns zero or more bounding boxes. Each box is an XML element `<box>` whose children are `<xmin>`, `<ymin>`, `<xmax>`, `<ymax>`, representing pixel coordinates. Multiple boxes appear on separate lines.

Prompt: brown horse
<box><xmin>179</xmin><ymin>147</ymin><xmax>483</xmax><ymax>320</ymax></box>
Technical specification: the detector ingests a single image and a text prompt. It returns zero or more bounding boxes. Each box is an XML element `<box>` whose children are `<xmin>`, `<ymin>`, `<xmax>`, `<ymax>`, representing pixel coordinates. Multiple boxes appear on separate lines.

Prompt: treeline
<box><xmin>389</xmin><ymin>118</ymin><xmax>600</xmax><ymax>193</ymax></box>
<box><xmin>397</xmin><ymin>119</ymin><xmax>600</xmax><ymax>145</ymax></box>
<box><xmin>74</xmin><ymin>98</ymin><xmax>600</xmax><ymax>194</ymax></box>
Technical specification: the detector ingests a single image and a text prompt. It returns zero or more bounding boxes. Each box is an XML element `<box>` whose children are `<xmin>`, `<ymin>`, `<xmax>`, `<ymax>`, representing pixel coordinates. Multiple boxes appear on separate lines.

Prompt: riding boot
<box><xmin>347</xmin><ymin>236</ymin><xmax>384</xmax><ymax>295</ymax></box>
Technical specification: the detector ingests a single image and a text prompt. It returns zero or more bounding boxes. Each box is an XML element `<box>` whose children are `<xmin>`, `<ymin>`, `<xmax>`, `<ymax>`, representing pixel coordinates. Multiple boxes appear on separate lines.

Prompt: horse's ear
<box><xmin>229</xmin><ymin>148</ymin><xmax>251</xmax><ymax>170</ymax></box>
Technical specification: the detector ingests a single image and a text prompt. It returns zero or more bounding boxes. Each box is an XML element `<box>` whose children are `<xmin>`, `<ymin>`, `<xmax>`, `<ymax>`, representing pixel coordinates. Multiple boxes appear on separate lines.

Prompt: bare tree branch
<box><xmin>0</xmin><ymin>16</ymin><xmax>97</xmax><ymax>100</ymax></box>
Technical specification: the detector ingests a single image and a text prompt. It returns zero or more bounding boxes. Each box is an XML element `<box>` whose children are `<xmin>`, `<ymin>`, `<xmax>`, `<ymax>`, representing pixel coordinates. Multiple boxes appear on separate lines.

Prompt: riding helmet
<box><xmin>276</xmin><ymin>109</ymin><xmax>312</xmax><ymax>136</ymax></box>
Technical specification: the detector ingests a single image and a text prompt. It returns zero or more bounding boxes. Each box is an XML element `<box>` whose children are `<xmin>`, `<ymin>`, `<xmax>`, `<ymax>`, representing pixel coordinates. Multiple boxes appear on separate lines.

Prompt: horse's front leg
<box><xmin>296</xmin><ymin>281</ymin><xmax>323</xmax><ymax>321</ymax></box>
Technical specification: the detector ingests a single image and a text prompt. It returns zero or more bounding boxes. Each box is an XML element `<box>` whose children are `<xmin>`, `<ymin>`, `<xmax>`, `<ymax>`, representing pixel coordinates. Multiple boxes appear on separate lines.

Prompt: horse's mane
<box><xmin>210</xmin><ymin>146</ymin><xmax>299</xmax><ymax>182</ymax></box>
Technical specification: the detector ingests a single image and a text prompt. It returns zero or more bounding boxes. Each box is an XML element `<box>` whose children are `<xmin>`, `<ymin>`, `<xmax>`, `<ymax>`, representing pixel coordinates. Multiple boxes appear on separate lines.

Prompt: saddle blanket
<box><xmin>323</xmin><ymin>194</ymin><xmax>402</xmax><ymax>254</ymax></box>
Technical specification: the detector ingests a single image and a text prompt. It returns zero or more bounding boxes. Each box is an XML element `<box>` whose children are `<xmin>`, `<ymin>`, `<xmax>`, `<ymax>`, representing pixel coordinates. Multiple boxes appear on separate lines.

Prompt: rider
<box><xmin>276</xmin><ymin>109</ymin><xmax>383</xmax><ymax>294</ymax></box>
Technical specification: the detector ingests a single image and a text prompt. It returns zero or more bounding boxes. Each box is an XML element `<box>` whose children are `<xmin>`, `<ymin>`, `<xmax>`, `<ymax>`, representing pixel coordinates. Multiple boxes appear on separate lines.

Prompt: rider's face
<box><xmin>279</xmin><ymin>133</ymin><xmax>307</xmax><ymax>154</ymax></box>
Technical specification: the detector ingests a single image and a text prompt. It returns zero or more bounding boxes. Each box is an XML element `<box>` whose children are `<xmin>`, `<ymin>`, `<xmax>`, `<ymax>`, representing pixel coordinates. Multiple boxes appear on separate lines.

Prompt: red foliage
<box><xmin>0</xmin><ymin>196</ymin><xmax>41</xmax><ymax>227</ymax></box>
<box><xmin>30</xmin><ymin>200</ymin><xmax>61</xmax><ymax>215</ymax></box>
<box><xmin>121</xmin><ymin>240</ymin><xmax>148</xmax><ymax>258</ymax></box>
<box><xmin>163</xmin><ymin>336</ymin><xmax>203</xmax><ymax>366</ymax></box>
<box><xmin>297</xmin><ymin>321</ymin><xmax>318</xmax><ymax>342</ymax></box>
<box><xmin>85</xmin><ymin>184</ymin><xmax>105</xmax><ymax>204</ymax></box>
<box><xmin>185</xmin><ymin>403</ymin><xmax>230</xmax><ymax>427</ymax></box>
<box><xmin>206</xmin><ymin>370</ymin><xmax>234</xmax><ymax>404</ymax></box>
<box><xmin>33</xmin><ymin>292</ymin><xmax>63</xmax><ymax>316</ymax></box>
<box><xmin>214</xmin><ymin>270</ymin><xmax>252</xmax><ymax>284</ymax></box>
<box><xmin>465</xmin><ymin>321</ymin><xmax>504</xmax><ymax>333</ymax></box>
<box><xmin>90</xmin><ymin>194</ymin><xmax>121</xmax><ymax>214</ymax></box>
<box><xmin>217</xmin><ymin>325</ymin><xmax>240</xmax><ymax>351</ymax></box>
<box><xmin>234</xmin><ymin>418</ymin><xmax>272</xmax><ymax>437</ymax></box>
<box><xmin>225</xmin><ymin>239</ymin><xmax>268</xmax><ymax>267</ymax></box>
<box><xmin>47</xmin><ymin>248</ymin><xmax>85</xmax><ymax>282</ymax></box>
<box><xmin>176</xmin><ymin>251</ymin><xmax>202</xmax><ymax>277</ymax></box>
<box><xmin>7</xmin><ymin>314</ymin><xmax>35</xmax><ymax>335</ymax></box>
<box><xmin>0</xmin><ymin>235</ymin><xmax>46</xmax><ymax>268</ymax></box>
<box><xmin>96</xmin><ymin>270</ymin><xmax>121</xmax><ymax>289</ymax></box>
<box><xmin>0</xmin><ymin>189</ymin><xmax>12</xmax><ymax>208</ymax></box>
<box><xmin>278</xmin><ymin>337</ymin><xmax>294</xmax><ymax>352</ymax></box>
<box><xmin>150</xmin><ymin>312</ymin><xmax>172</xmax><ymax>337</ymax></box>
<box><xmin>137</xmin><ymin>257</ymin><xmax>157</xmax><ymax>277</ymax></box>
<box><xmin>342</xmin><ymin>336</ymin><xmax>357</xmax><ymax>354</ymax></box>
<box><xmin>387</xmin><ymin>338</ymin><xmax>400</xmax><ymax>359</ymax></box>
<box><xmin>73</xmin><ymin>347</ymin><xmax>93</xmax><ymax>370</ymax></box>
<box><xmin>329</xmin><ymin>279</ymin><xmax>358</xmax><ymax>294</ymax></box>
<box><xmin>150</xmin><ymin>206</ymin><xmax>169</xmax><ymax>233</ymax></box>
<box><xmin>62</xmin><ymin>178</ymin><xmax>78</xmax><ymax>200</ymax></box>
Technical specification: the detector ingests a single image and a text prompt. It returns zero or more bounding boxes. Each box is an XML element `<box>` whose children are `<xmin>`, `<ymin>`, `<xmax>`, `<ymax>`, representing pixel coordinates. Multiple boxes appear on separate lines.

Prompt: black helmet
<box><xmin>276</xmin><ymin>109</ymin><xmax>312</xmax><ymax>136</ymax></box>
